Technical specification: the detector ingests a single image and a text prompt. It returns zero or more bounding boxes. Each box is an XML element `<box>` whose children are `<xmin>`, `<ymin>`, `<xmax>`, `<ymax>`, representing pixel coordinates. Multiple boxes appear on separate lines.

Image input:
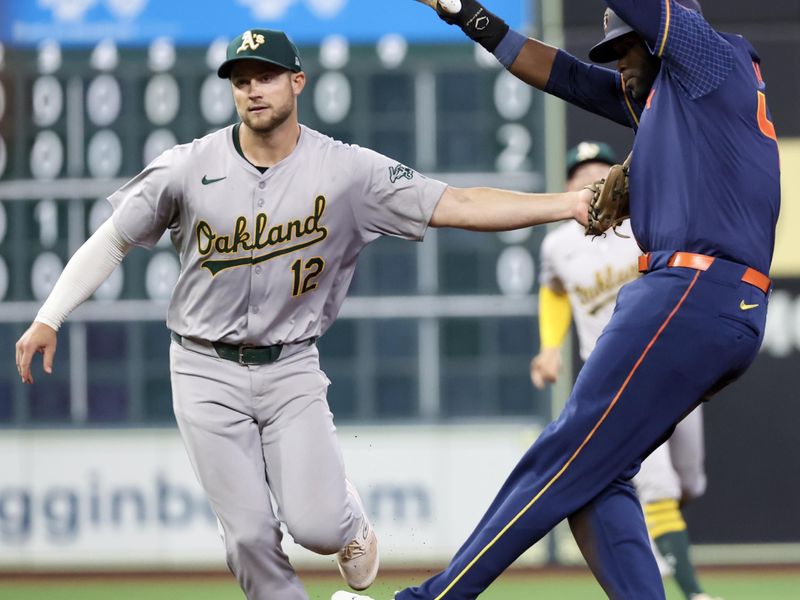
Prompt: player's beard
<box><xmin>627</xmin><ymin>75</ymin><xmax>654</xmax><ymax>102</ymax></box>
<box><xmin>626</xmin><ymin>59</ymin><xmax>660</xmax><ymax>102</ymax></box>
<box><xmin>242</xmin><ymin>94</ymin><xmax>295</xmax><ymax>135</ymax></box>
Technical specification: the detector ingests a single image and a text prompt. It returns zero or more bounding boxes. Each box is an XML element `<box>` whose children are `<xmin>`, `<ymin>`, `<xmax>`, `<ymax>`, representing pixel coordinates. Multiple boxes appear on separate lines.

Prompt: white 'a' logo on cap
<box><xmin>576</xmin><ymin>142</ymin><xmax>601</xmax><ymax>162</ymax></box>
<box><xmin>237</xmin><ymin>31</ymin><xmax>266</xmax><ymax>54</ymax></box>
<box><xmin>603</xmin><ymin>9</ymin><xmax>611</xmax><ymax>34</ymax></box>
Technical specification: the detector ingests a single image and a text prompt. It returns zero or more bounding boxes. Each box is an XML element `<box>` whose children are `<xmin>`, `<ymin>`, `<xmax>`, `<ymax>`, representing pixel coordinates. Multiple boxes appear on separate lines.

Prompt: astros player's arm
<box><xmin>14</xmin><ymin>219</ymin><xmax>132</xmax><ymax>384</ymax></box>
<box><xmin>530</xmin><ymin>284</ymin><xmax>572</xmax><ymax>389</ymax></box>
<box><xmin>604</xmin><ymin>0</ymin><xmax>661</xmax><ymax>45</ymax></box>
<box><xmin>423</xmin><ymin>0</ymin><xmax>557</xmax><ymax>88</ymax></box>
<box><xmin>430</xmin><ymin>186</ymin><xmax>591</xmax><ymax>230</ymax></box>
<box><xmin>505</xmin><ymin>40</ymin><xmax>632</xmax><ymax>130</ymax></box>
<box><xmin>427</xmin><ymin>0</ymin><xmax>633</xmax><ymax>126</ymax></box>
<box><xmin>506</xmin><ymin>34</ymin><xmax>632</xmax><ymax>126</ymax></box>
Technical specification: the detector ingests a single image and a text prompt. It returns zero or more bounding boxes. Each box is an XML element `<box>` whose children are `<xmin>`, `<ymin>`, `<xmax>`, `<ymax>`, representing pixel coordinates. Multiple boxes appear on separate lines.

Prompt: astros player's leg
<box><xmin>568</xmin><ymin>470</ymin><xmax>662</xmax><ymax>599</ymax></box>
<box><xmin>397</xmin><ymin>262</ymin><xmax>765</xmax><ymax>600</ymax></box>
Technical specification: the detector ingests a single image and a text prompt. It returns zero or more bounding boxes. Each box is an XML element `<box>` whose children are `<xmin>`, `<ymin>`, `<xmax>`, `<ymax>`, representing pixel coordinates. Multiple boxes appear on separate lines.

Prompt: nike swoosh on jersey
<box><xmin>739</xmin><ymin>300</ymin><xmax>760</xmax><ymax>311</ymax></box>
<box><xmin>202</xmin><ymin>175</ymin><xmax>227</xmax><ymax>185</ymax></box>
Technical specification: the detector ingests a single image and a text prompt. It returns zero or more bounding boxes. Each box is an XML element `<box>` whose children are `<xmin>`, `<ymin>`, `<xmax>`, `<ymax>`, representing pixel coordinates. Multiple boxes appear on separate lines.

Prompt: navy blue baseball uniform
<box><xmin>396</xmin><ymin>2</ymin><xmax>780</xmax><ymax>599</ymax></box>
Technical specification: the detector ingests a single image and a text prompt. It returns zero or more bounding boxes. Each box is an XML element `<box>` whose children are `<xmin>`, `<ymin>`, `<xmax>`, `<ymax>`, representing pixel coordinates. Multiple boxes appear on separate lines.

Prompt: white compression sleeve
<box><xmin>35</xmin><ymin>218</ymin><xmax>132</xmax><ymax>331</ymax></box>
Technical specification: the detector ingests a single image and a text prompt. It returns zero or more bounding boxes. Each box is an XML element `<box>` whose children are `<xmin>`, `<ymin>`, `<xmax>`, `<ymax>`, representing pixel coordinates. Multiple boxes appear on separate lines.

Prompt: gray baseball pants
<box><xmin>170</xmin><ymin>340</ymin><xmax>362</xmax><ymax>600</ymax></box>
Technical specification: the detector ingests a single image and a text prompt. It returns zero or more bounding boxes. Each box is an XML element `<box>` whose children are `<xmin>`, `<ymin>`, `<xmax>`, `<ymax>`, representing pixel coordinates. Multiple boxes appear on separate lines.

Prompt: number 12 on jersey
<box><xmin>291</xmin><ymin>257</ymin><xmax>325</xmax><ymax>296</ymax></box>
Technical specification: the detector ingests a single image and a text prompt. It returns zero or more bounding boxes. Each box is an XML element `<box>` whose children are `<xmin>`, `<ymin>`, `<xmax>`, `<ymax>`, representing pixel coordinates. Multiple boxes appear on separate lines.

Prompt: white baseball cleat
<box><xmin>336</xmin><ymin>480</ymin><xmax>379</xmax><ymax>590</ymax></box>
<box><xmin>690</xmin><ymin>595</ymin><xmax>723</xmax><ymax>600</ymax></box>
<box><xmin>331</xmin><ymin>592</ymin><xmax>376</xmax><ymax>600</ymax></box>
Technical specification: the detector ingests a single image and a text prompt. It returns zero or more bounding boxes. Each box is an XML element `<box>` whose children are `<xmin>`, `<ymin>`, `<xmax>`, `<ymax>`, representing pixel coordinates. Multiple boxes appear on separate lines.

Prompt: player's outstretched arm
<box><xmin>430</xmin><ymin>186</ymin><xmax>590</xmax><ymax>231</ymax></box>
<box><xmin>419</xmin><ymin>0</ymin><xmax>558</xmax><ymax>90</ymax></box>
<box><xmin>507</xmin><ymin>41</ymin><xmax>559</xmax><ymax>91</ymax></box>
<box><xmin>421</xmin><ymin>0</ymin><xmax>633</xmax><ymax>127</ymax></box>
<box><xmin>14</xmin><ymin>218</ymin><xmax>132</xmax><ymax>384</ymax></box>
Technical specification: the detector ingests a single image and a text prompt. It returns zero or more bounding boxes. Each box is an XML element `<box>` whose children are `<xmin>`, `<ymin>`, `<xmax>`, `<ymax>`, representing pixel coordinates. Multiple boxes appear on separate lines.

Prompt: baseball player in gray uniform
<box><xmin>530</xmin><ymin>142</ymin><xmax>719</xmax><ymax>600</ymax></box>
<box><xmin>15</xmin><ymin>29</ymin><xmax>592</xmax><ymax>600</ymax></box>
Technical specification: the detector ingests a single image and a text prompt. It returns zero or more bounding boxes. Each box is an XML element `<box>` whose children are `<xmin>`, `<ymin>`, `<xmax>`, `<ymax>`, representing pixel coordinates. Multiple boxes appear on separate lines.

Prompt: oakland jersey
<box><xmin>539</xmin><ymin>221</ymin><xmax>640</xmax><ymax>361</ymax></box>
<box><xmin>109</xmin><ymin>125</ymin><xmax>446</xmax><ymax>345</ymax></box>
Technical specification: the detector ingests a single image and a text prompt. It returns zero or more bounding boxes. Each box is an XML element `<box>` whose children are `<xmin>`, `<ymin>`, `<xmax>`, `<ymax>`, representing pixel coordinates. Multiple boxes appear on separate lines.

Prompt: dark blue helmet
<box><xmin>589</xmin><ymin>0</ymin><xmax>703</xmax><ymax>63</ymax></box>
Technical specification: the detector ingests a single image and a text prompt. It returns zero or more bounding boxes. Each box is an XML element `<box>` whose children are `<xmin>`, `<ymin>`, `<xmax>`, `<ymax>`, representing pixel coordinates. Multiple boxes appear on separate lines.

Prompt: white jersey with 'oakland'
<box><xmin>109</xmin><ymin>124</ymin><xmax>446</xmax><ymax>346</ymax></box>
<box><xmin>539</xmin><ymin>220</ymin><xmax>641</xmax><ymax>361</ymax></box>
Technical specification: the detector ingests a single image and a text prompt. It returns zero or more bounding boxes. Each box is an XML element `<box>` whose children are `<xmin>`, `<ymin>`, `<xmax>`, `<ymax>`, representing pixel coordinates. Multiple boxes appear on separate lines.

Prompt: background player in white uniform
<box><xmin>530</xmin><ymin>142</ymin><xmax>719</xmax><ymax>600</ymax></box>
<box><xmin>14</xmin><ymin>29</ymin><xmax>592</xmax><ymax>600</ymax></box>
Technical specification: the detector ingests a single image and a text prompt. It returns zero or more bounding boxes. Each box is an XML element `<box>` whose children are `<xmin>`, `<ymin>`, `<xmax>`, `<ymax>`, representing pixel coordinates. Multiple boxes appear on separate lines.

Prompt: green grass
<box><xmin>1</xmin><ymin>570</ymin><xmax>799</xmax><ymax>600</ymax></box>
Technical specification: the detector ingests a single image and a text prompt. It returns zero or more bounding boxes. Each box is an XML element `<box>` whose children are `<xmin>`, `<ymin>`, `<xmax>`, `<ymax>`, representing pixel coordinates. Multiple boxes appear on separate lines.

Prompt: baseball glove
<box><xmin>584</xmin><ymin>153</ymin><xmax>632</xmax><ymax>238</ymax></box>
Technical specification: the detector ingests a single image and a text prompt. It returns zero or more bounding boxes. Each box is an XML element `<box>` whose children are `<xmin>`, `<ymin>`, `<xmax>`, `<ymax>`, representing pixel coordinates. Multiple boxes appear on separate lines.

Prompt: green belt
<box><xmin>171</xmin><ymin>331</ymin><xmax>290</xmax><ymax>365</ymax></box>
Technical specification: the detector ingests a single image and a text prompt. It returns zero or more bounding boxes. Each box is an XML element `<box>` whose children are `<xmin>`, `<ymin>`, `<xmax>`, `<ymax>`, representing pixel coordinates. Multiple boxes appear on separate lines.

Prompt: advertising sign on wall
<box><xmin>0</xmin><ymin>424</ymin><xmax>545</xmax><ymax>570</ymax></box>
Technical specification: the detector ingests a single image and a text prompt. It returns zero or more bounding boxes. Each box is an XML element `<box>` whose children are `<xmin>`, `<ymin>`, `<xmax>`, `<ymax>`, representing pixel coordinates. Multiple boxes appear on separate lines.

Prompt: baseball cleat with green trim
<box><xmin>336</xmin><ymin>480</ymin><xmax>379</xmax><ymax>590</ymax></box>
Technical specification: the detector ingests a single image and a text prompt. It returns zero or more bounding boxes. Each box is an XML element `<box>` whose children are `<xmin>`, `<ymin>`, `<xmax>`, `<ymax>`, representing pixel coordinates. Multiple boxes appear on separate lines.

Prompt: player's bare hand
<box><xmin>15</xmin><ymin>322</ymin><xmax>58</xmax><ymax>384</ymax></box>
<box><xmin>530</xmin><ymin>347</ymin><xmax>562</xmax><ymax>389</ymax></box>
<box><xmin>572</xmin><ymin>188</ymin><xmax>592</xmax><ymax>227</ymax></box>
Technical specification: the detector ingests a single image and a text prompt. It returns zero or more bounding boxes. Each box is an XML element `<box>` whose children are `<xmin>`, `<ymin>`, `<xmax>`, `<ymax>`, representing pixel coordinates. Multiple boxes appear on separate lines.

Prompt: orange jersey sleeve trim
<box><xmin>646</xmin><ymin>87</ymin><xmax>656</xmax><ymax>110</ymax></box>
<box><xmin>752</xmin><ymin>61</ymin><xmax>764</xmax><ymax>86</ymax></box>
<box><xmin>757</xmin><ymin>91</ymin><xmax>777</xmax><ymax>142</ymax></box>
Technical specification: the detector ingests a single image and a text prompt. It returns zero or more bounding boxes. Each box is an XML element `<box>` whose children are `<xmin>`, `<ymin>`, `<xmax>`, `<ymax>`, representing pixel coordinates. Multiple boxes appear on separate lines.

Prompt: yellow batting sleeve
<box><xmin>539</xmin><ymin>286</ymin><xmax>572</xmax><ymax>349</ymax></box>
<box><xmin>644</xmin><ymin>499</ymin><xmax>687</xmax><ymax>539</ymax></box>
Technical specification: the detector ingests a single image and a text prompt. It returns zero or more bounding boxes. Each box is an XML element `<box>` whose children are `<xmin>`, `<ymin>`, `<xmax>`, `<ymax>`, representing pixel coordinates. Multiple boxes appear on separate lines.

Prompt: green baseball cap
<box><xmin>217</xmin><ymin>29</ymin><xmax>303</xmax><ymax>79</ymax></box>
<box><xmin>566</xmin><ymin>141</ymin><xmax>618</xmax><ymax>178</ymax></box>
